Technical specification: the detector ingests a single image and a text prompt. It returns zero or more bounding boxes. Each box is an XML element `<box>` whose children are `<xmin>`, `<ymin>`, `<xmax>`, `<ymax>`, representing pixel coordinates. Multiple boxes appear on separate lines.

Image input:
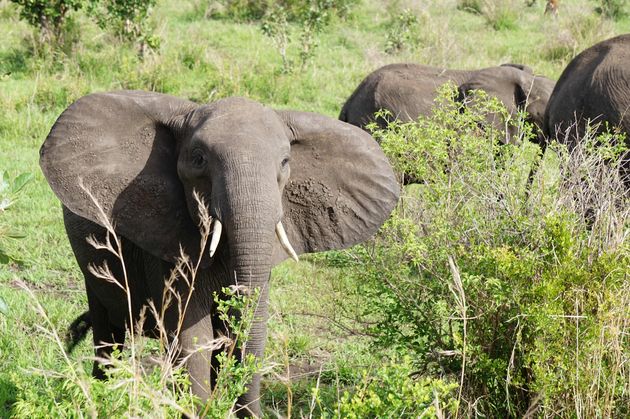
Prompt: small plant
<box><xmin>261</xmin><ymin>0</ymin><xmax>348</xmax><ymax>71</ymax></box>
<box><xmin>0</xmin><ymin>171</ymin><xmax>33</xmax><ymax>266</ymax></box>
<box><xmin>10</xmin><ymin>0</ymin><xmax>83</xmax><ymax>45</ymax></box>
<box><xmin>480</xmin><ymin>0</ymin><xmax>519</xmax><ymax>31</ymax></box>
<box><xmin>384</xmin><ymin>9</ymin><xmax>421</xmax><ymax>54</ymax></box>
<box><xmin>261</xmin><ymin>4</ymin><xmax>292</xmax><ymax>72</ymax></box>
<box><xmin>297</xmin><ymin>1</ymin><xmax>332</xmax><ymax>66</ymax></box>
<box><xmin>87</xmin><ymin>0</ymin><xmax>161</xmax><ymax>57</ymax></box>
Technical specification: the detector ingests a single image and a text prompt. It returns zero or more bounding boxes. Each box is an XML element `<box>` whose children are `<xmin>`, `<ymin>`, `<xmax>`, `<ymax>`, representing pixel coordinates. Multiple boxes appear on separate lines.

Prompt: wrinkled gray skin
<box><xmin>40</xmin><ymin>91</ymin><xmax>399</xmax><ymax>417</ymax></box>
<box><xmin>340</xmin><ymin>63</ymin><xmax>555</xmax><ymax>146</ymax></box>
<box><xmin>544</xmin><ymin>34</ymin><xmax>630</xmax><ymax>183</ymax></box>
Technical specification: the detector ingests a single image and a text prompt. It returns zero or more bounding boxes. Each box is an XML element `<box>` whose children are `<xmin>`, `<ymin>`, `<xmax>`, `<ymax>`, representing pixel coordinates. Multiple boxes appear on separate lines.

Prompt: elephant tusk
<box><xmin>276</xmin><ymin>222</ymin><xmax>299</xmax><ymax>262</ymax></box>
<box><xmin>208</xmin><ymin>219</ymin><xmax>222</xmax><ymax>258</ymax></box>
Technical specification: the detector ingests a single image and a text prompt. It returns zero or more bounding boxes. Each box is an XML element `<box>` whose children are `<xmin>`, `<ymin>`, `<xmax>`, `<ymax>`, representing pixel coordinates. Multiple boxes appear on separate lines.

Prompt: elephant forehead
<box><xmin>193</xmin><ymin>103</ymin><xmax>289</xmax><ymax>145</ymax></box>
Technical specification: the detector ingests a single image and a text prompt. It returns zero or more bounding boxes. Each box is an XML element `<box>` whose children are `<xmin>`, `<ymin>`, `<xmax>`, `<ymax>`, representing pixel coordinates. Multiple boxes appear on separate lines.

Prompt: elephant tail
<box><xmin>65</xmin><ymin>310</ymin><xmax>92</xmax><ymax>353</ymax></box>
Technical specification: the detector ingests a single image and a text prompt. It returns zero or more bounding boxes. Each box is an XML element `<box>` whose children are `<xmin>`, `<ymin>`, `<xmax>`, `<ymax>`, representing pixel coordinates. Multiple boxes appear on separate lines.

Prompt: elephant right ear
<box><xmin>272</xmin><ymin>111</ymin><xmax>400</xmax><ymax>264</ymax></box>
<box><xmin>40</xmin><ymin>91</ymin><xmax>203</xmax><ymax>264</ymax></box>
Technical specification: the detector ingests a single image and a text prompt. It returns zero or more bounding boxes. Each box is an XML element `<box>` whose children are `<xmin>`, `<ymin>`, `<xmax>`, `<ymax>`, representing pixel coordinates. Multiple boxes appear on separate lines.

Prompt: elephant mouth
<box><xmin>206</xmin><ymin>217</ymin><xmax>298</xmax><ymax>262</ymax></box>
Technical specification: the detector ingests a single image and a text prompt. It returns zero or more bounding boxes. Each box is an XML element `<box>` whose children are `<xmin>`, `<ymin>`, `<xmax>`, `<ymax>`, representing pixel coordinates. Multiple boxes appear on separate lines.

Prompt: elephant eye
<box><xmin>191</xmin><ymin>149</ymin><xmax>207</xmax><ymax>168</ymax></box>
<box><xmin>281</xmin><ymin>157</ymin><xmax>289</xmax><ymax>168</ymax></box>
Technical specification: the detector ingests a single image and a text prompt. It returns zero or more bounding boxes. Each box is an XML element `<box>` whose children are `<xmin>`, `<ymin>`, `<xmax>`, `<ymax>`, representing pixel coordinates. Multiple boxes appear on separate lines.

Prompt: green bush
<box><xmin>261</xmin><ymin>0</ymin><xmax>355</xmax><ymax>71</ymax></box>
<box><xmin>214</xmin><ymin>0</ymin><xmax>358</xmax><ymax>22</ymax></box>
<box><xmin>87</xmin><ymin>0</ymin><xmax>160</xmax><ymax>56</ymax></box>
<box><xmin>332</xmin><ymin>86</ymin><xmax>630</xmax><ymax>417</ymax></box>
<box><xmin>337</xmin><ymin>356</ymin><xmax>458</xmax><ymax>418</ymax></box>
<box><xmin>384</xmin><ymin>9</ymin><xmax>421</xmax><ymax>54</ymax></box>
<box><xmin>10</xmin><ymin>0</ymin><xmax>83</xmax><ymax>45</ymax></box>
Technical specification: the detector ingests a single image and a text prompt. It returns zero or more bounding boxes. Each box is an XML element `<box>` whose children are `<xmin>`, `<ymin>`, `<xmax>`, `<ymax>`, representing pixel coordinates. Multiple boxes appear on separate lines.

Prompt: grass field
<box><xmin>1</xmin><ymin>0</ymin><xmax>629</xmax><ymax>417</ymax></box>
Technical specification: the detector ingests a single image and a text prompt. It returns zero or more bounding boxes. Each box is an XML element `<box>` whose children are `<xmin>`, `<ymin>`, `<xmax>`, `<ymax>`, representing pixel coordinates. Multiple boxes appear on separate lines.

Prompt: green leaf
<box><xmin>11</xmin><ymin>172</ymin><xmax>34</xmax><ymax>194</ymax></box>
<box><xmin>4</xmin><ymin>231</ymin><xmax>26</xmax><ymax>239</ymax></box>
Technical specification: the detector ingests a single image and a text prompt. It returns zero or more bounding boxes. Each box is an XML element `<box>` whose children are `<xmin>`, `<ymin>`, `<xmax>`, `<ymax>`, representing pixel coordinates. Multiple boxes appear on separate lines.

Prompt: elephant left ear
<box><xmin>272</xmin><ymin>110</ymin><xmax>400</xmax><ymax>264</ymax></box>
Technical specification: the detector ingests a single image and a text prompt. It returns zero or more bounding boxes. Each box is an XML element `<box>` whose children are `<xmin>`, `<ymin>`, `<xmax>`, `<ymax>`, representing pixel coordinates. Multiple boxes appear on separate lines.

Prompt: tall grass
<box><xmin>10</xmin><ymin>190</ymin><xmax>260</xmax><ymax>417</ymax></box>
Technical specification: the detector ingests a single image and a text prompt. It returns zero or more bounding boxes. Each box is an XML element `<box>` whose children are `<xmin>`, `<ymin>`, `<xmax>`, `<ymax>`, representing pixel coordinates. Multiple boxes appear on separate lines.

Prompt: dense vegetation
<box><xmin>1</xmin><ymin>0</ymin><xmax>629</xmax><ymax>417</ymax></box>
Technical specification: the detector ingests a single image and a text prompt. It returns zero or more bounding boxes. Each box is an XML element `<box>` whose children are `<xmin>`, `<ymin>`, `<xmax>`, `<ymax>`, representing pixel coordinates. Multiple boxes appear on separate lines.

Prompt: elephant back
<box><xmin>544</xmin><ymin>34</ymin><xmax>630</xmax><ymax>146</ymax></box>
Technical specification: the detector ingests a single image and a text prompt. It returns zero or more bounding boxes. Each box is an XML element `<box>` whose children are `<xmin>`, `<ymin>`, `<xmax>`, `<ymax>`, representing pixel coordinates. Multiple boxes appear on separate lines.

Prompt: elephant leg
<box><xmin>86</xmin><ymin>286</ymin><xmax>126</xmax><ymax>379</ymax></box>
<box><xmin>179</xmin><ymin>310</ymin><xmax>215</xmax><ymax>404</ymax></box>
<box><xmin>234</xmin><ymin>284</ymin><xmax>270</xmax><ymax>418</ymax></box>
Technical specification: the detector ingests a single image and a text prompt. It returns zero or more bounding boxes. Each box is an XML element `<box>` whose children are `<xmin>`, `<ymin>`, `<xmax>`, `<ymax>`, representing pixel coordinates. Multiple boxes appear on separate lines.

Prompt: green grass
<box><xmin>1</xmin><ymin>0</ymin><xmax>629</xmax><ymax>416</ymax></box>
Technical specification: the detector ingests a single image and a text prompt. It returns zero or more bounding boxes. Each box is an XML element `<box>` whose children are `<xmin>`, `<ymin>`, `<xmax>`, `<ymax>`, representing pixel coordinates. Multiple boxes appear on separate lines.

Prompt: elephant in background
<box><xmin>339</xmin><ymin>63</ymin><xmax>556</xmax><ymax>147</ymax></box>
<box><xmin>40</xmin><ymin>91</ymin><xmax>399</xmax><ymax>417</ymax></box>
<box><xmin>544</xmin><ymin>34</ymin><xmax>630</xmax><ymax>184</ymax></box>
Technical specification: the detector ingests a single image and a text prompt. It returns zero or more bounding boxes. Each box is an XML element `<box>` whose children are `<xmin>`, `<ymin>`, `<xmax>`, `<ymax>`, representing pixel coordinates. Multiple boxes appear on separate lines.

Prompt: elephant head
<box><xmin>39</xmin><ymin>90</ymin><xmax>399</xmax><ymax>416</ymax></box>
<box><xmin>457</xmin><ymin>64</ymin><xmax>556</xmax><ymax>146</ymax></box>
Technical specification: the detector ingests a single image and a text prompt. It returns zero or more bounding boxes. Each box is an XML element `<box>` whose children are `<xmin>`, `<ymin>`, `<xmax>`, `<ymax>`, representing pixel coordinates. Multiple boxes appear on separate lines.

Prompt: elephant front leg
<box><xmin>85</xmin><ymin>284</ymin><xmax>126</xmax><ymax>379</ymax></box>
<box><xmin>233</xmin><ymin>284</ymin><xmax>270</xmax><ymax>418</ymax></box>
<box><xmin>179</xmin><ymin>313</ymin><xmax>215</xmax><ymax>403</ymax></box>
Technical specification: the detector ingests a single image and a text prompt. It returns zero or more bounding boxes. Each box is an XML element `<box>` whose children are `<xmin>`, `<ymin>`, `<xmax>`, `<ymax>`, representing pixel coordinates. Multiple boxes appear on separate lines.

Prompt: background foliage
<box><xmin>1</xmin><ymin>0</ymin><xmax>629</xmax><ymax>417</ymax></box>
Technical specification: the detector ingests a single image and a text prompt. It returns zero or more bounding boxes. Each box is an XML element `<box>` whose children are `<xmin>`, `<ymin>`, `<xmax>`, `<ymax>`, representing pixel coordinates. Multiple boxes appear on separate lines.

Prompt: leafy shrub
<box><xmin>214</xmin><ymin>0</ymin><xmax>358</xmax><ymax>22</ymax></box>
<box><xmin>9</xmin><ymin>0</ymin><xmax>83</xmax><ymax>45</ymax></box>
<box><xmin>261</xmin><ymin>0</ymin><xmax>354</xmax><ymax>70</ymax></box>
<box><xmin>87</xmin><ymin>0</ymin><xmax>160</xmax><ymax>56</ymax></box>
<box><xmin>10</xmin><ymin>0</ymin><xmax>160</xmax><ymax>54</ymax></box>
<box><xmin>331</xmin><ymin>86</ymin><xmax>630</xmax><ymax>417</ymax></box>
<box><xmin>337</xmin><ymin>356</ymin><xmax>458</xmax><ymax>418</ymax></box>
<box><xmin>384</xmin><ymin>9</ymin><xmax>421</xmax><ymax>54</ymax></box>
<box><xmin>261</xmin><ymin>4</ymin><xmax>292</xmax><ymax>71</ymax></box>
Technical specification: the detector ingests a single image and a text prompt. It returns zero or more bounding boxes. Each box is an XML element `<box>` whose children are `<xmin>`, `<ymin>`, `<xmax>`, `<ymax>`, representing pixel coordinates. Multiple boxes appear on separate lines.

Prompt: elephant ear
<box><xmin>40</xmin><ymin>90</ymin><xmax>202</xmax><ymax>264</ymax></box>
<box><xmin>458</xmin><ymin>66</ymin><xmax>525</xmax><ymax>115</ymax></box>
<box><xmin>272</xmin><ymin>111</ymin><xmax>400</xmax><ymax>264</ymax></box>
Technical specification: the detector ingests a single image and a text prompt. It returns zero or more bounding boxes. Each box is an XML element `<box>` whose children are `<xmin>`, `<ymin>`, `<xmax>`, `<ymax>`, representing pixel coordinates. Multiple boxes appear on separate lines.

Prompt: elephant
<box><xmin>544</xmin><ymin>34</ymin><xmax>630</xmax><ymax>184</ymax></box>
<box><xmin>39</xmin><ymin>91</ymin><xmax>399</xmax><ymax>417</ymax></box>
<box><xmin>339</xmin><ymin>62</ymin><xmax>555</xmax><ymax>147</ymax></box>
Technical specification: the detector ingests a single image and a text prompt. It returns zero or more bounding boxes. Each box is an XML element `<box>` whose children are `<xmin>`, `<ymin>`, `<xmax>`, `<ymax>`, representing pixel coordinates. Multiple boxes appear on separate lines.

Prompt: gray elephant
<box><xmin>40</xmin><ymin>91</ymin><xmax>399</xmax><ymax>417</ymax></box>
<box><xmin>339</xmin><ymin>63</ymin><xmax>555</xmax><ymax>147</ymax></box>
<box><xmin>544</xmin><ymin>34</ymin><xmax>630</xmax><ymax>183</ymax></box>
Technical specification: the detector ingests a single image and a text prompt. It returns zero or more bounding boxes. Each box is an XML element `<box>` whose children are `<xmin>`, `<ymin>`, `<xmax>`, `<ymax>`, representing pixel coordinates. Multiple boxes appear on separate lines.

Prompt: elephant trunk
<box><xmin>215</xmin><ymin>169</ymin><xmax>279</xmax><ymax>418</ymax></box>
